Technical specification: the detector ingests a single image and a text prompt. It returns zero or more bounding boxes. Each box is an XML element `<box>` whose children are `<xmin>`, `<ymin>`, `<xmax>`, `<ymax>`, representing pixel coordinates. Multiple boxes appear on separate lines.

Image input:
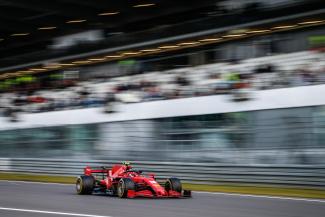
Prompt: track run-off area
<box><xmin>0</xmin><ymin>180</ymin><xmax>325</xmax><ymax>217</ymax></box>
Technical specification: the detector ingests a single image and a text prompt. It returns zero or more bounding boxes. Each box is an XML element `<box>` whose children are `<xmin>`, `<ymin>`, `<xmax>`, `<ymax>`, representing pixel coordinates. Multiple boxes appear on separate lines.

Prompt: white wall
<box><xmin>0</xmin><ymin>84</ymin><xmax>325</xmax><ymax>131</ymax></box>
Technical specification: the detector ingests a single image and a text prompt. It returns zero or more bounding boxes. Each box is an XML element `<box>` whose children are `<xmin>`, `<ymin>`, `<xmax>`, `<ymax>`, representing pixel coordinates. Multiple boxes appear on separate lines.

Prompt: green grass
<box><xmin>0</xmin><ymin>172</ymin><xmax>75</xmax><ymax>184</ymax></box>
<box><xmin>182</xmin><ymin>183</ymin><xmax>325</xmax><ymax>199</ymax></box>
<box><xmin>1</xmin><ymin>172</ymin><xmax>325</xmax><ymax>199</ymax></box>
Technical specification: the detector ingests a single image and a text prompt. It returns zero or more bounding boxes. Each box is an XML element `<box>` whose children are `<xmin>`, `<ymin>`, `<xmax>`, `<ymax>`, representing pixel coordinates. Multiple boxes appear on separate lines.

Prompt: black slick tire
<box><xmin>165</xmin><ymin>177</ymin><xmax>182</xmax><ymax>193</ymax></box>
<box><xmin>117</xmin><ymin>178</ymin><xmax>135</xmax><ymax>198</ymax></box>
<box><xmin>76</xmin><ymin>176</ymin><xmax>95</xmax><ymax>195</ymax></box>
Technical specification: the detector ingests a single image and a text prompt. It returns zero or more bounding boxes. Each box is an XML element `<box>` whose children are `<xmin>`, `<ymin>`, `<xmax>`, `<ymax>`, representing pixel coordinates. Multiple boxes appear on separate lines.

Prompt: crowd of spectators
<box><xmin>0</xmin><ymin>51</ymin><xmax>324</xmax><ymax>116</ymax></box>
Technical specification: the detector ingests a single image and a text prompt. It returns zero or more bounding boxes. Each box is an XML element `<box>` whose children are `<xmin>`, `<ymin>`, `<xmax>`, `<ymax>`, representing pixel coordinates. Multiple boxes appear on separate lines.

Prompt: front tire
<box><xmin>165</xmin><ymin>178</ymin><xmax>182</xmax><ymax>193</ymax></box>
<box><xmin>117</xmin><ymin>178</ymin><xmax>135</xmax><ymax>198</ymax></box>
<box><xmin>76</xmin><ymin>176</ymin><xmax>95</xmax><ymax>195</ymax></box>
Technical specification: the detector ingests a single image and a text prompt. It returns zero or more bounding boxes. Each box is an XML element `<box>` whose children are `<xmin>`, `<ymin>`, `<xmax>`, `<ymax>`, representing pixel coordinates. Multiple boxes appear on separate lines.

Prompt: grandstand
<box><xmin>0</xmin><ymin>50</ymin><xmax>324</xmax><ymax>113</ymax></box>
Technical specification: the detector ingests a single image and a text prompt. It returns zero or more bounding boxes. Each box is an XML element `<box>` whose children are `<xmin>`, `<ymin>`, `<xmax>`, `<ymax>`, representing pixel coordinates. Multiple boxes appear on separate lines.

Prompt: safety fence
<box><xmin>1</xmin><ymin>158</ymin><xmax>325</xmax><ymax>187</ymax></box>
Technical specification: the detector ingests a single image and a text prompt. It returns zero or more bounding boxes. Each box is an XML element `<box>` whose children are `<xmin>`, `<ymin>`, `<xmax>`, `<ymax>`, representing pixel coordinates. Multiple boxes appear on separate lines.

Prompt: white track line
<box><xmin>0</xmin><ymin>207</ymin><xmax>113</xmax><ymax>217</ymax></box>
<box><xmin>2</xmin><ymin>180</ymin><xmax>325</xmax><ymax>203</ymax></box>
<box><xmin>194</xmin><ymin>191</ymin><xmax>325</xmax><ymax>203</ymax></box>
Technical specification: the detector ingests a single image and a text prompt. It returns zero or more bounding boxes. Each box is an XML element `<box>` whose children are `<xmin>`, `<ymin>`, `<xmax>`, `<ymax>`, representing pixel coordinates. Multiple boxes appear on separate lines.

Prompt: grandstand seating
<box><xmin>0</xmin><ymin>50</ymin><xmax>324</xmax><ymax>112</ymax></box>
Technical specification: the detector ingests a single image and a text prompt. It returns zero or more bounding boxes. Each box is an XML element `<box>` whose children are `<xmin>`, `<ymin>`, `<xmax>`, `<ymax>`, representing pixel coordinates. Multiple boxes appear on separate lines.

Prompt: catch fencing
<box><xmin>1</xmin><ymin>158</ymin><xmax>325</xmax><ymax>187</ymax></box>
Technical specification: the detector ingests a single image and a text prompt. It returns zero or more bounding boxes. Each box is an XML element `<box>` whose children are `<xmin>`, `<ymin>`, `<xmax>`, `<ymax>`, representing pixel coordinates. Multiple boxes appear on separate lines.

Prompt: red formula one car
<box><xmin>76</xmin><ymin>162</ymin><xmax>191</xmax><ymax>198</ymax></box>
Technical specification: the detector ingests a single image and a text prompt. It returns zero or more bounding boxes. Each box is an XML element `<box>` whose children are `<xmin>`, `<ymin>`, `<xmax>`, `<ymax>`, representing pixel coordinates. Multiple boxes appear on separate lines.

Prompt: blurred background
<box><xmin>0</xmin><ymin>0</ymin><xmax>325</xmax><ymax>186</ymax></box>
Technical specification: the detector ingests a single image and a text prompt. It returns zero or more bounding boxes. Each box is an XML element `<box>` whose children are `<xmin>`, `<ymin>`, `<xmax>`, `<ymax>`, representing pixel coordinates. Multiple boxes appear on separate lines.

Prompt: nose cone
<box><xmin>153</xmin><ymin>184</ymin><xmax>167</xmax><ymax>195</ymax></box>
<box><xmin>156</xmin><ymin>188</ymin><xmax>168</xmax><ymax>196</ymax></box>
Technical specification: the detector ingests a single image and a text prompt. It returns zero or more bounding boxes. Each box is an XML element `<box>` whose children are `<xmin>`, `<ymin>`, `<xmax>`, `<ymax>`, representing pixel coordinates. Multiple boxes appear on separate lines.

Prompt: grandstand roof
<box><xmin>0</xmin><ymin>0</ymin><xmax>218</xmax><ymax>55</ymax></box>
<box><xmin>0</xmin><ymin>0</ymin><xmax>324</xmax><ymax>77</ymax></box>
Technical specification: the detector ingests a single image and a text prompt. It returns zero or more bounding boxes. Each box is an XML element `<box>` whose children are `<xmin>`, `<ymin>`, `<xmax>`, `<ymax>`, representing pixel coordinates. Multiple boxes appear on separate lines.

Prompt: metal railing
<box><xmin>1</xmin><ymin>158</ymin><xmax>325</xmax><ymax>187</ymax></box>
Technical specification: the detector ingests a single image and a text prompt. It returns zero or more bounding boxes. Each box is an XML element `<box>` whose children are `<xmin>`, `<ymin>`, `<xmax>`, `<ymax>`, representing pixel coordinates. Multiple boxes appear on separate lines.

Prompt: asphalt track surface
<box><xmin>0</xmin><ymin>181</ymin><xmax>325</xmax><ymax>217</ymax></box>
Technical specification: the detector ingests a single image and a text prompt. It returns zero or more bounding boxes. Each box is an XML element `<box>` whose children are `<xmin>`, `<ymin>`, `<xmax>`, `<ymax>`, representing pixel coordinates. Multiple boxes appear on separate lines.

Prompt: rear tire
<box><xmin>76</xmin><ymin>176</ymin><xmax>95</xmax><ymax>195</ymax></box>
<box><xmin>117</xmin><ymin>178</ymin><xmax>135</xmax><ymax>198</ymax></box>
<box><xmin>165</xmin><ymin>178</ymin><xmax>182</xmax><ymax>193</ymax></box>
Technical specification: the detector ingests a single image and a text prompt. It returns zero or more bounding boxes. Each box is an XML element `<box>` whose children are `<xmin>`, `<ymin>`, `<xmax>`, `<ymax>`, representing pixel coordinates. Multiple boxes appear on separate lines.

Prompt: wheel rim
<box><xmin>117</xmin><ymin>181</ymin><xmax>124</xmax><ymax>197</ymax></box>
<box><xmin>76</xmin><ymin>179</ymin><xmax>82</xmax><ymax>193</ymax></box>
<box><xmin>165</xmin><ymin>180</ymin><xmax>172</xmax><ymax>191</ymax></box>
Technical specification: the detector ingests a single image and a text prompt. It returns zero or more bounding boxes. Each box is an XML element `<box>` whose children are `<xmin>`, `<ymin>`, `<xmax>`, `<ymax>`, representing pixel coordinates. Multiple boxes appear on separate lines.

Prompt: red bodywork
<box><xmin>83</xmin><ymin>164</ymin><xmax>183</xmax><ymax>198</ymax></box>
